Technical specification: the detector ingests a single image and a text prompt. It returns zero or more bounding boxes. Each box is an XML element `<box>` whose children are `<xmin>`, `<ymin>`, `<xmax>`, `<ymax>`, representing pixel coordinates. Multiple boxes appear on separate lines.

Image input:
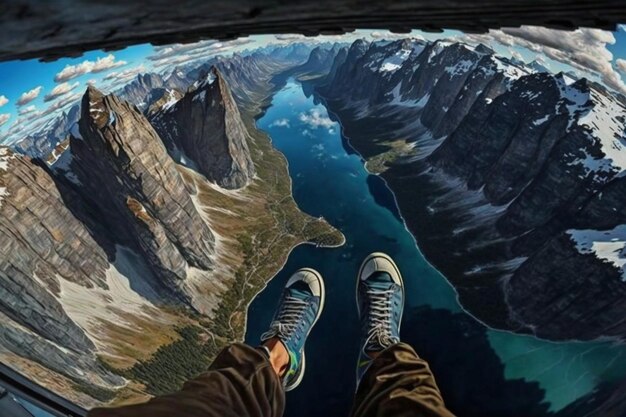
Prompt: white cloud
<box><xmin>54</xmin><ymin>54</ymin><xmax>127</xmax><ymax>82</ymax></box>
<box><xmin>148</xmin><ymin>38</ymin><xmax>255</xmax><ymax>72</ymax></box>
<box><xmin>42</xmin><ymin>92</ymin><xmax>81</xmax><ymax>117</ymax></box>
<box><xmin>462</xmin><ymin>26</ymin><xmax>626</xmax><ymax>94</ymax></box>
<box><xmin>0</xmin><ymin>114</ymin><xmax>10</xmax><ymax>127</ymax></box>
<box><xmin>87</xmin><ymin>79</ymin><xmax>97</xmax><ymax>86</ymax></box>
<box><xmin>149</xmin><ymin>40</ymin><xmax>220</xmax><ymax>61</ymax></box>
<box><xmin>152</xmin><ymin>54</ymin><xmax>195</xmax><ymax>69</ymax></box>
<box><xmin>44</xmin><ymin>81</ymin><xmax>79</xmax><ymax>102</ymax></box>
<box><xmin>299</xmin><ymin>109</ymin><xmax>334</xmax><ymax>129</ymax></box>
<box><xmin>269</xmin><ymin>118</ymin><xmax>290</xmax><ymax>128</ymax></box>
<box><xmin>0</xmin><ymin>96</ymin><xmax>7</xmax><ymax>108</ymax></box>
<box><xmin>3</xmin><ymin>91</ymin><xmax>82</xmax><ymax>143</ymax></box>
<box><xmin>103</xmin><ymin>64</ymin><xmax>146</xmax><ymax>83</ymax></box>
<box><xmin>274</xmin><ymin>34</ymin><xmax>306</xmax><ymax>41</ymax></box>
<box><xmin>370</xmin><ymin>31</ymin><xmax>424</xmax><ymax>41</ymax></box>
<box><xmin>617</xmin><ymin>59</ymin><xmax>626</xmax><ymax>74</ymax></box>
<box><xmin>16</xmin><ymin>86</ymin><xmax>42</xmax><ymax>106</ymax></box>
<box><xmin>18</xmin><ymin>105</ymin><xmax>37</xmax><ymax>115</ymax></box>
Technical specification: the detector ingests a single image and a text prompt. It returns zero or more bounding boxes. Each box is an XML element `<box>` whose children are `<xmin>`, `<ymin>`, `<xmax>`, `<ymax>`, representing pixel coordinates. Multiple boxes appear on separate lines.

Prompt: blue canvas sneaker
<box><xmin>356</xmin><ymin>252</ymin><xmax>404</xmax><ymax>385</ymax></box>
<box><xmin>260</xmin><ymin>268</ymin><xmax>325</xmax><ymax>391</ymax></box>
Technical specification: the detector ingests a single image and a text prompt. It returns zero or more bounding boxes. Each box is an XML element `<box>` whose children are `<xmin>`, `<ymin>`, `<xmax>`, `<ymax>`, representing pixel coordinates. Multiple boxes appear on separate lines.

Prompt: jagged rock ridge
<box><xmin>150</xmin><ymin>68</ymin><xmax>255</xmax><ymax>189</ymax></box>
<box><xmin>67</xmin><ymin>86</ymin><xmax>216</xmax><ymax>302</ymax></box>
<box><xmin>315</xmin><ymin>38</ymin><xmax>626</xmax><ymax>341</ymax></box>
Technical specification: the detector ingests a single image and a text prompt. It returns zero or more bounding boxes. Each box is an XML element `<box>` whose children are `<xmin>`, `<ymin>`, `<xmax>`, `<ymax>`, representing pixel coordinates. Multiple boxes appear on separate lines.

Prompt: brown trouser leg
<box><xmin>350</xmin><ymin>342</ymin><xmax>456</xmax><ymax>417</ymax></box>
<box><xmin>88</xmin><ymin>343</ymin><xmax>285</xmax><ymax>417</ymax></box>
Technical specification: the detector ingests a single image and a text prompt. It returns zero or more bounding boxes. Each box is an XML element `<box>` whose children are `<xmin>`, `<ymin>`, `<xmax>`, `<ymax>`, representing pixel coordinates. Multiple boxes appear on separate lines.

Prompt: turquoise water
<box><xmin>245</xmin><ymin>80</ymin><xmax>626</xmax><ymax>416</ymax></box>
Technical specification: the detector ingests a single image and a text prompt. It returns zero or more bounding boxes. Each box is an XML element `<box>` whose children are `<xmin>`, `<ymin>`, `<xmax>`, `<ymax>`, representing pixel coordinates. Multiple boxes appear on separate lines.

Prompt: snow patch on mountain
<box><xmin>0</xmin><ymin>149</ymin><xmax>15</xmax><ymax>207</ymax></box>
<box><xmin>533</xmin><ymin>114</ymin><xmax>550</xmax><ymax>126</ymax></box>
<box><xmin>577</xmin><ymin>89</ymin><xmax>626</xmax><ymax>175</ymax></box>
<box><xmin>0</xmin><ymin>147</ymin><xmax>14</xmax><ymax>171</ymax></box>
<box><xmin>568</xmin><ymin>226</ymin><xmax>626</xmax><ymax>280</ymax></box>
<box><xmin>56</xmin><ymin>245</ymin><xmax>160</xmax><ymax>346</ymax></box>
<box><xmin>378</xmin><ymin>42</ymin><xmax>424</xmax><ymax>73</ymax></box>
<box><xmin>162</xmin><ymin>89</ymin><xmax>180</xmax><ymax>111</ymax></box>
<box><xmin>387</xmin><ymin>83</ymin><xmax>430</xmax><ymax>108</ymax></box>
<box><xmin>556</xmin><ymin>76</ymin><xmax>590</xmax><ymax>128</ymax></box>
<box><xmin>427</xmin><ymin>41</ymin><xmax>453</xmax><ymax>63</ymax></box>
<box><xmin>445</xmin><ymin>59</ymin><xmax>476</xmax><ymax>77</ymax></box>
<box><xmin>558</xmin><ymin>78</ymin><xmax>626</xmax><ymax>176</ymax></box>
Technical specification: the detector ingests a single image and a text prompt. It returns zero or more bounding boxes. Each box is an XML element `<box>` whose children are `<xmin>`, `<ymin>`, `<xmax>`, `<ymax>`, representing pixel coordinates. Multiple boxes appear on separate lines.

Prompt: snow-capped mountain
<box><xmin>315</xmin><ymin>38</ymin><xmax>626</xmax><ymax>342</ymax></box>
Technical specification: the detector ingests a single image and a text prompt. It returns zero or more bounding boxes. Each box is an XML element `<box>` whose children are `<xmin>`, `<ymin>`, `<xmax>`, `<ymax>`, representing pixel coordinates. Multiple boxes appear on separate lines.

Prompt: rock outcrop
<box><xmin>67</xmin><ymin>86</ymin><xmax>215</xmax><ymax>303</ymax></box>
<box><xmin>0</xmin><ymin>147</ymin><xmax>124</xmax><ymax>389</ymax></box>
<box><xmin>0</xmin><ymin>147</ymin><xmax>107</xmax><ymax>352</ymax></box>
<box><xmin>144</xmin><ymin>88</ymin><xmax>183</xmax><ymax>117</ymax></box>
<box><xmin>286</xmin><ymin>44</ymin><xmax>344</xmax><ymax>77</ymax></box>
<box><xmin>151</xmin><ymin>68</ymin><xmax>255</xmax><ymax>189</ymax></box>
<box><xmin>119</xmin><ymin>72</ymin><xmax>165</xmax><ymax>108</ymax></box>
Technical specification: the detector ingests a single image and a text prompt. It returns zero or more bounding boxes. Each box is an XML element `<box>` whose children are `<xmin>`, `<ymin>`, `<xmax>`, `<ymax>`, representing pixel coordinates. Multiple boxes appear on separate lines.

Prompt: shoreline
<box><xmin>237</xmin><ymin>77</ymin><xmax>346</xmax><ymax>345</ymax></box>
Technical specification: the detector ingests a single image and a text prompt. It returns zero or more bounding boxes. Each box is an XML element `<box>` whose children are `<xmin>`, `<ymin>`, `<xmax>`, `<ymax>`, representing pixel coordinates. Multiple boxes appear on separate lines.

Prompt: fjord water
<box><xmin>245</xmin><ymin>80</ymin><xmax>626</xmax><ymax>416</ymax></box>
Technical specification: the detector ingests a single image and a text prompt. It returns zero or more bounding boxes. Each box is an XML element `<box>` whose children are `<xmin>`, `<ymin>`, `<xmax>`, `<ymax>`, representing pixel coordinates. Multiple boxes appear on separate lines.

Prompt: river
<box><xmin>245</xmin><ymin>80</ymin><xmax>626</xmax><ymax>417</ymax></box>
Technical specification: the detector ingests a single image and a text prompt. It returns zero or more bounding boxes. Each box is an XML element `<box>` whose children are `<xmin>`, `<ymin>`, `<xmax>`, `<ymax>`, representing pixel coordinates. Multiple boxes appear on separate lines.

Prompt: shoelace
<box><xmin>261</xmin><ymin>296</ymin><xmax>309</xmax><ymax>341</ymax></box>
<box><xmin>365</xmin><ymin>288</ymin><xmax>398</xmax><ymax>350</ymax></box>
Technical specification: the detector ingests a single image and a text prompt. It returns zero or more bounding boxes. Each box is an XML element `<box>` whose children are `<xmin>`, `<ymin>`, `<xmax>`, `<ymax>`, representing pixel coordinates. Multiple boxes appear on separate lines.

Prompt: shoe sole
<box><xmin>286</xmin><ymin>267</ymin><xmax>325</xmax><ymax>392</ymax></box>
<box><xmin>355</xmin><ymin>252</ymin><xmax>405</xmax><ymax>382</ymax></box>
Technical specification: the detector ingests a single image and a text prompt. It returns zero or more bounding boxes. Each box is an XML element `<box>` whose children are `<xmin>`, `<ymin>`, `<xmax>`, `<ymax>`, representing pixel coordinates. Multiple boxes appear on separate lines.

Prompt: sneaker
<box><xmin>356</xmin><ymin>252</ymin><xmax>404</xmax><ymax>384</ymax></box>
<box><xmin>260</xmin><ymin>268</ymin><xmax>325</xmax><ymax>391</ymax></box>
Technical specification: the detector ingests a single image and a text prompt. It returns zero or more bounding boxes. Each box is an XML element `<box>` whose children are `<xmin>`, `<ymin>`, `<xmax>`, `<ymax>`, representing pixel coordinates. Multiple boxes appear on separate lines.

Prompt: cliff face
<box><xmin>0</xmin><ymin>147</ymin><xmax>123</xmax><ymax>389</ymax></box>
<box><xmin>144</xmin><ymin>88</ymin><xmax>184</xmax><ymax>117</ymax></box>
<box><xmin>120</xmin><ymin>73</ymin><xmax>166</xmax><ymax>108</ymax></box>
<box><xmin>0</xmin><ymin>85</ymin><xmax>222</xmax><ymax>394</ymax></box>
<box><xmin>283</xmin><ymin>44</ymin><xmax>345</xmax><ymax>79</ymax></box>
<box><xmin>151</xmin><ymin>68</ymin><xmax>255</xmax><ymax>189</ymax></box>
<box><xmin>315</xmin><ymin>38</ymin><xmax>626</xmax><ymax>341</ymax></box>
<box><xmin>67</xmin><ymin>86</ymin><xmax>215</xmax><ymax>303</ymax></box>
<box><xmin>0</xmin><ymin>148</ymin><xmax>106</xmax><ymax>352</ymax></box>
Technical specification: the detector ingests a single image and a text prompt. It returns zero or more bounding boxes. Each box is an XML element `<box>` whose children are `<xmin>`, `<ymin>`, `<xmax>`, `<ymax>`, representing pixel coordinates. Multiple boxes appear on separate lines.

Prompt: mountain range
<box><xmin>311</xmin><ymin>38</ymin><xmax>626</xmax><ymax>342</ymax></box>
<box><xmin>0</xmin><ymin>43</ymin><xmax>342</xmax><ymax>406</ymax></box>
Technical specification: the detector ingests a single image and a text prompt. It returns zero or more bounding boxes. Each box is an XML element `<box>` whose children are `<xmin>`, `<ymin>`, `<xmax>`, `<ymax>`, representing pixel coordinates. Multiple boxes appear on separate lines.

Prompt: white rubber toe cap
<box><xmin>359</xmin><ymin>252</ymin><xmax>402</xmax><ymax>285</ymax></box>
<box><xmin>286</xmin><ymin>268</ymin><xmax>324</xmax><ymax>296</ymax></box>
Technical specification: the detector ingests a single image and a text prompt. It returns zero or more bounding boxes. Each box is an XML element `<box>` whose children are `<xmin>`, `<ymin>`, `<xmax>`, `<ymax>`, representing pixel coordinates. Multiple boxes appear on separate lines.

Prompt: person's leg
<box><xmin>89</xmin><ymin>268</ymin><xmax>325</xmax><ymax>417</ymax></box>
<box><xmin>350</xmin><ymin>252</ymin><xmax>454</xmax><ymax>417</ymax></box>
<box><xmin>90</xmin><ymin>342</ymin><xmax>285</xmax><ymax>417</ymax></box>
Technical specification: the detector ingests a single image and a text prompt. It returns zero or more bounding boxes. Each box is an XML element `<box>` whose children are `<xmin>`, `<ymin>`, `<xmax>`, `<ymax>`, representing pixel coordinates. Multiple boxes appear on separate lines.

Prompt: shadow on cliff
<box><xmin>36</xmin><ymin>158</ymin><xmax>164</xmax><ymax>304</ymax></box>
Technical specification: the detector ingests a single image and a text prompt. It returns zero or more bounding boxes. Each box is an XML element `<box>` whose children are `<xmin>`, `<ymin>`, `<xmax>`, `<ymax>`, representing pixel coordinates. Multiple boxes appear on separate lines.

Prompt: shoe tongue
<box><xmin>366</xmin><ymin>272</ymin><xmax>394</xmax><ymax>291</ymax></box>
<box><xmin>287</xmin><ymin>281</ymin><xmax>312</xmax><ymax>300</ymax></box>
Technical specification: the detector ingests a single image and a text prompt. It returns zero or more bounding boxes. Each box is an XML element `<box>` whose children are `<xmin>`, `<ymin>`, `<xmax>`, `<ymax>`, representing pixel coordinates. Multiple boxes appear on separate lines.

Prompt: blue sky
<box><xmin>1</xmin><ymin>26</ymin><xmax>626</xmax><ymax>144</ymax></box>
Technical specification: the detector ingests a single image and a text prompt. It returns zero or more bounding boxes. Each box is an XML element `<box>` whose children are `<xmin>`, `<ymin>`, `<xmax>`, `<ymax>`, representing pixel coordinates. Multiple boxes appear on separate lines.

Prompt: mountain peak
<box><xmin>150</xmin><ymin>67</ymin><xmax>255</xmax><ymax>189</ymax></box>
<box><xmin>474</xmin><ymin>43</ymin><xmax>495</xmax><ymax>55</ymax></box>
<box><xmin>84</xmin><ymin>84</ymin><xmax>104</xmax><ymax>101</ymax></box>
<box><xmin>81</xmin><ymin>86</ymin><xmax>111</xmax><ymax>129</ymax></box>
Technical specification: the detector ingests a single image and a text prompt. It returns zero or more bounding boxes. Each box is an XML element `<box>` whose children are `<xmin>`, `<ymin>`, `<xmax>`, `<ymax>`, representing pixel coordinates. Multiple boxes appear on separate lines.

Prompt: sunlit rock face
<box><xmin>68</xmin><ymin>86</ymin><xmax>215</xmax><ymax>303</ymax></box>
